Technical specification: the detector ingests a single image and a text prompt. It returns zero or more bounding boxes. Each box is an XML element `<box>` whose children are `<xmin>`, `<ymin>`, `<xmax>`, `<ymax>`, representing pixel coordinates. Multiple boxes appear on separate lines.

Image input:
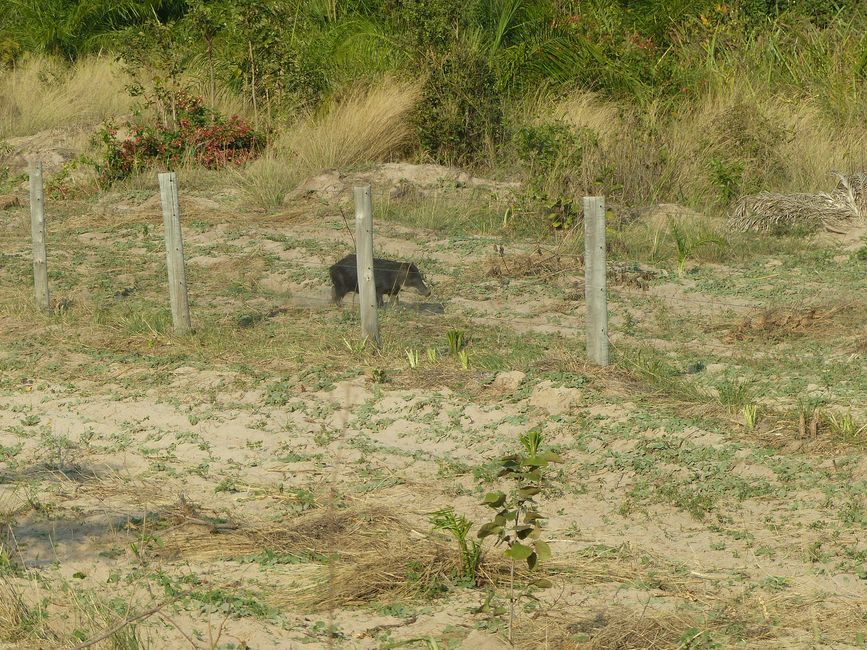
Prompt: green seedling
<box><xmin>447</xmin><ymin>329</ymin><xmax>465</xmax><ymax>355</ymax></box>
<box><xmin>478</xmin><ymin>428</ymin><xmax>560</xmax><ymax>643</ymax></box>
<box><xmin>342</xmin><ymin>336</ymin><xmax>366</xmax><ymax>355</ymax></box>
<box><xmin>668</xmin><ymin>219</ymin><xmax>725</xmax><ymax>276</ymax></box>
<box><xmin>429</xmin><ymin>508</ymin><xmax>482</xmax><ymax>584</ymax></box>
<box><xmin>426</xmin><ymin>347</ymin><xmax>438</xmax><ymax>363</ymax></box>
<box><xmin>458</xmin><ymin>350</ymin><xmax>470</xmax><ymax>370</ymax></box>
<box><xmin>406</xmin><ymin>349</ymin><xmax>420</xmax><ymax>369</ymax></box>
<box><xmin>827</xmin><ymin>411</ymin><xmax>864</xmax><ymax>439</ymax></box>
<box><xmin>742</xmin><ymin>403</ymin><xmax>758</xmax><ymax>431</ymax></box>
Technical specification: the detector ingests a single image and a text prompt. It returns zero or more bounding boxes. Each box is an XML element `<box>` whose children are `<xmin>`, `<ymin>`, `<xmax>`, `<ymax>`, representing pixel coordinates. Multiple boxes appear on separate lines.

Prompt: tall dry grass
<box><xmin>0</xmin><ymin>55</ymin><xmax>132</xmax><ymax>138</ymax></box>
<box><xmin>663</xmin><ymin>77</ymin><xmax>867</xmax><ymax>207</ymax></box>
<box><xmin>518</xmin><ymin>77</ymin><xmax>867</xmax><ymax>214</ymax></box>
<box><xmin>274</xmin><ymin>76</ymin><xmax>421</xmax><ymax>175</ymax></box>
<box><xmin>238</xmin><ymin>77</ymin><xmax>422</xmax><ymax>211</ymax></box>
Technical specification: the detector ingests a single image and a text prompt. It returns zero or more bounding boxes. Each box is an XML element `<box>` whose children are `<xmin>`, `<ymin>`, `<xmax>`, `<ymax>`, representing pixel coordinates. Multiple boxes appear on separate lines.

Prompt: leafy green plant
<box><xmin>426</xmin><ymin>347</ymin><xmax>438</xmax><ymax>363</ymax></box>
<box><xmin>668</xmin><ymin>220</ymin><xmax>725</xmax><ymax>276</ymax></box>
<box><xmin>716</xmin><ymin>378</ymin><xmax>754</xmax><ymax>411</ymax></box>
<box><xmin>429</xmin><ymin>508</ymin><xmax>482</xmax><ymax>584</ymax></box>
<box><xmin>413</xmin><ymin>42</ymin><xmax>503</xmax><ymax>165</ymax></box>
<box><xmin>342</xmin><ymin>336</ymin><xmax>367</xmax><ymax>356</ymax></box>
<box><xmin>458</xmin><ymin>350</ymin><xmax>470</xmax><ymax>370</ymax></box>
<box><xmin>827</xmin><ymin>411</ymin><xmax>865</xmax><ymax>440</ymax></box>
<box><xmin>512</xmin><ymin>121</ymin><xmax>595</xmax><ymax>229</ymax></box>
<box><xmin>447</xmin><ymin>330</ymin><xmax>465</xmax><ymax>355</ymax></box>
<box><xmin>477</xmin><ymin>428</ymin><xmax>559</xmax><ymax>643</ymax></box>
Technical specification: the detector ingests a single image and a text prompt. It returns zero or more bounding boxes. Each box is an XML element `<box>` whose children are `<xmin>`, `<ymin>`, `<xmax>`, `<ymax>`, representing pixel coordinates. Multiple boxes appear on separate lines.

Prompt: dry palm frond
<box><xmin>729</xmin><ymin>171</ymin><xmax>865</xmax><ymax>233</ymax></box>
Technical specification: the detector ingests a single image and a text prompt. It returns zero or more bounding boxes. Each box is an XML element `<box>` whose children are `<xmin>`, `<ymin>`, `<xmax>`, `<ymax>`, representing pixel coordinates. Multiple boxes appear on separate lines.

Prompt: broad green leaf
<box><xmin>534</xmin><ymin>540</ymin><xmax>552</xmax><ymax>562</ymax></box>
<box><xmin>518</xmin><ymin>486</ymin><xmax>541</xmax><ymax>498</ymax></box>
<box><xmin>541</xmin><ymin>451</ymin><xmax>562</xmax><ymax>463</ymax></box>
<box><xmin>526</xmin><ymin>469</ymin><xmax>542</xmax><ymax>482</ymax></box>
<box><xmin>515</xmin><ymin>525</ymin><xmax>534</xmax><ymax>540</ymax></box>
<box><xmin>506</xmin><ymin>542</ymin><xmax>534</xmax><ymax>560</ymax></box>
<box><xmin>531</xmin><ymin>578</ymin><xmax>553</xmax><ymax>588</ymax></box>
<box><xmin>527</xmin><ymin>551</ymin><xmax>538</xmax><ymax>570</ymax></box>
<box><xmin>482</xmin><ymin>491</ymin><xmax>506</xmax><ymax>508</ymax></box>
<box><xmin>477</xmin><ymin>522</ymin><xmax>503</xmax><ymax>538</ymax></box>
<box><xmin>524</xmin><ymin>511</ymin><xmax>542</xmax><ymax>523</ymax></box>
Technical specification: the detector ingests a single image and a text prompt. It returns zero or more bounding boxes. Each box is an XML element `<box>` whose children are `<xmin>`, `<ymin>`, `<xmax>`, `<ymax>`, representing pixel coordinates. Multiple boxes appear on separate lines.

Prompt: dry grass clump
<box><xmin>0</xmin><ymin>579</ymin><xmax>61</xmax><ymax>647</ymax></box>
<box><xmin>487</xmin><ymin>245</ymin><xmax>581</xmax><ymax>281</ymax></box>
<box><xmin>726</xmin><ymin>303</ymin><xmax>861</xmax><ymax>342</ymax></box>
<box><xmin>729</xmin><ymin>172</ymin><xmax>865</xmax><ymax>233</ymax></box>
<box><xmin>155</xmin><ymin>504</ymin><xmax>476</xmax><ymax>609</ymax></box>
<box><xmin>0</xmin><ymin>55</ymin><xmax>132</xmax><ymax>137</ymax></box>
<box><xmin>275</xmin><ymin>77</ymin><xmax>421</xmax><ymax>177</ymax></box>
<box><xmin>235</xmin><ymin>76</ymin><xmax>420</xmax><ymax>210</ymax></box>
<box><xmin>236</xmin><ymin>152</ymin><xmax>303</xmax><ymax>212</ymax></box>
<box><xmin>155</xmin><ymin>503</ymin><xmax>402</xmax><ymax>560</ymax></box>
<box><xmin>576</xmin><ymin>611</ymin><xmax>702</xmax><ymax>650</ymax></box>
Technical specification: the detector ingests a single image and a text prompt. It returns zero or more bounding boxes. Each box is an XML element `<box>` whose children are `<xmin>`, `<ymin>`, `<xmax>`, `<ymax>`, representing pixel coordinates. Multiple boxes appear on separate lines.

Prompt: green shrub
<box><xmin>413</xmin><ymin>44</ymin><xmax>503</xmax><ymax>165</ymax></box>
<box><xmin>90</xmin><ymin>91</ymin><xmax>263</xmax><ymax>186</ymax></box>
<box><xmin>701</xmin><ymin>103</ymin><xmax>789</xmax><ymax>207</ymax></box>
<box><xmin>511</xmin><ymin>120</ymin><xmax>598</xmax><ymax>229</ymax></box>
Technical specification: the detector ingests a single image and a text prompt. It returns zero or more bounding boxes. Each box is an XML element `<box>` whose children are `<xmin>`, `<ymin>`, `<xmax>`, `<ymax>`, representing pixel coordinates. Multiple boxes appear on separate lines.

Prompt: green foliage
<box><xmin>384</xmin><ymin>0</ymin><xmax>466</xmax><ymax>52</ymax></box>
<box><xmin>511</xmin><ymin>120</ymin><xmax>597</xmax><ymax>229</ymax></box>
<box><xmin>478</xmin><ymin>427</ymin><xmax>559</xmax><ymax>641</ymax></box>
<box><xmin>413</xmin><ymin>43</ymin><xmax>504</xmax><ymax>165</ymax></box>
<box><xmin>668</xmin><ymin>220</ymin><xmax>726</xmax><ymax>275</ymax></box>
<box><xmin>447</xmin><ymin>330</ymin><xmax>465</xmax><ymax>356</ymax></box>
<box><xmin>429</xmin><ymin>508</ymin><xmax>483</xmax><ymax>584</ymax></box>
<box><xmin>89</xmin><ymin>91</ymin><xmax>263</xmax><ymax>186</ymax></box>
<box><xmin>1</xmin><ymin>0</ymin><xmax>186</xmax><ymax>61</ymax></box>
<box><xmin>700</xmin><ymin>103</ymin><xmax>790</xmax><ymax>207</ymax></box>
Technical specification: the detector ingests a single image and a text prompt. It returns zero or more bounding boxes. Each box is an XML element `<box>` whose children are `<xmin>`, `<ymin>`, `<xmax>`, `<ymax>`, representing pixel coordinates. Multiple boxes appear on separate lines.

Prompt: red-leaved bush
<box><xmin>93</xmin><ymin>92</ymin><xmax>263</xmax><ymax>186</ymax></box>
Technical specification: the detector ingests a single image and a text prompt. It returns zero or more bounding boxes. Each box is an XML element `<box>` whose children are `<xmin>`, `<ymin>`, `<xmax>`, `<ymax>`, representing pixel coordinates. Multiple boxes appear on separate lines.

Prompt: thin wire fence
<box><xmin>14</xmin><ymin>169</ymin><xmax>860</xmax><ymax>367</ymax></box>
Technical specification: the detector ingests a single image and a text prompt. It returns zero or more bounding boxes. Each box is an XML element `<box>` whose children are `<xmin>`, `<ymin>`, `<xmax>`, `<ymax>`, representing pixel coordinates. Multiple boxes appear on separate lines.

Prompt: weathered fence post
<box><xmin>584</xmin><ymin>196</ymin><xmax>609</xmax><ymax>365</ymax></box>
<box><xmin>354</xmin><ymin>185</ymin><xmax>380</xmax><ymax>347</ymax></box>
<box><xmin>29</xmin><ymin>161</ymin><xmax>50</xmax><ymax>313</ymax></box>
<box><xmin>158</xmin><ymin>172</ymin><xmax>192</xmax><ymax>334</ymax></box>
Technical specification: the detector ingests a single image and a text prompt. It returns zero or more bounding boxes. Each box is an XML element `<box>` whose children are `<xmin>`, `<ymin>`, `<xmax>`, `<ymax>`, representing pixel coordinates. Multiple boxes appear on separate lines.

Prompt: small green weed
<box><xmin>429</xmin><ymin>508</ymin><xmax>483</xmax><ymax>585</ymax></box>
<box><xmin>447</xmin><ymin>330</ymin><xmax>465</xmax><ymax>355</ymax></box>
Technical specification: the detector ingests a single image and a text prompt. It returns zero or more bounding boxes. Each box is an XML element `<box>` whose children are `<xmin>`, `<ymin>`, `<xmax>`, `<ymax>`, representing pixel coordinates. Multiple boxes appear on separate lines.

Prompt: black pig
<box><xmin>329</xmin><ymin>254</ymin><xmax>431</xmax><ymax>307</ymax></box>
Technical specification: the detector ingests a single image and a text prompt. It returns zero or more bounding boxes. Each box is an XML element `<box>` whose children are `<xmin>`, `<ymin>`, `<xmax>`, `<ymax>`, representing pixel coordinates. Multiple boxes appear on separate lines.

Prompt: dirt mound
<box><xmin>287</xmin><ymin>162</ymin><xmax>521</xmax><ymax>205</ymax></box>
<box><xmin>1</xmin><ymin>128</ymin><xmax>83</xmax><ymax>174</ymax></box>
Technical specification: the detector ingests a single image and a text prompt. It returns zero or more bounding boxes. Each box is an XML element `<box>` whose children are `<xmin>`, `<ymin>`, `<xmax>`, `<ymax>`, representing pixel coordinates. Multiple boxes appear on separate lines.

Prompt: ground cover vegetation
<box><xmin>0</xmin><ymin>0</ymin><xmax>865</xmax><ymax>648</ymax></box>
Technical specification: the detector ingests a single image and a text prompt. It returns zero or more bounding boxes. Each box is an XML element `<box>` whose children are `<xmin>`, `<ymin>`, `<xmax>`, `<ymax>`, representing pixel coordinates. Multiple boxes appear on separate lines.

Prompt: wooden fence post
<box><xmin>584</xmin><ymin>196</ymin><xmax>609</xmax><ymax>365</ymax></box>
<box><xmin>354</xmin><ymin>185</ymin><xmax>380</xmax><ymax>347</ymax></box>
<box><xmin>29</xmin><ymin>161</ymin><xmax>50</xmax><ymax>313</ymax></box>
<box><xmin>158</xmin><ymin>172</ymin><xmax>192</xmax><ymax>334</ymax></box>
